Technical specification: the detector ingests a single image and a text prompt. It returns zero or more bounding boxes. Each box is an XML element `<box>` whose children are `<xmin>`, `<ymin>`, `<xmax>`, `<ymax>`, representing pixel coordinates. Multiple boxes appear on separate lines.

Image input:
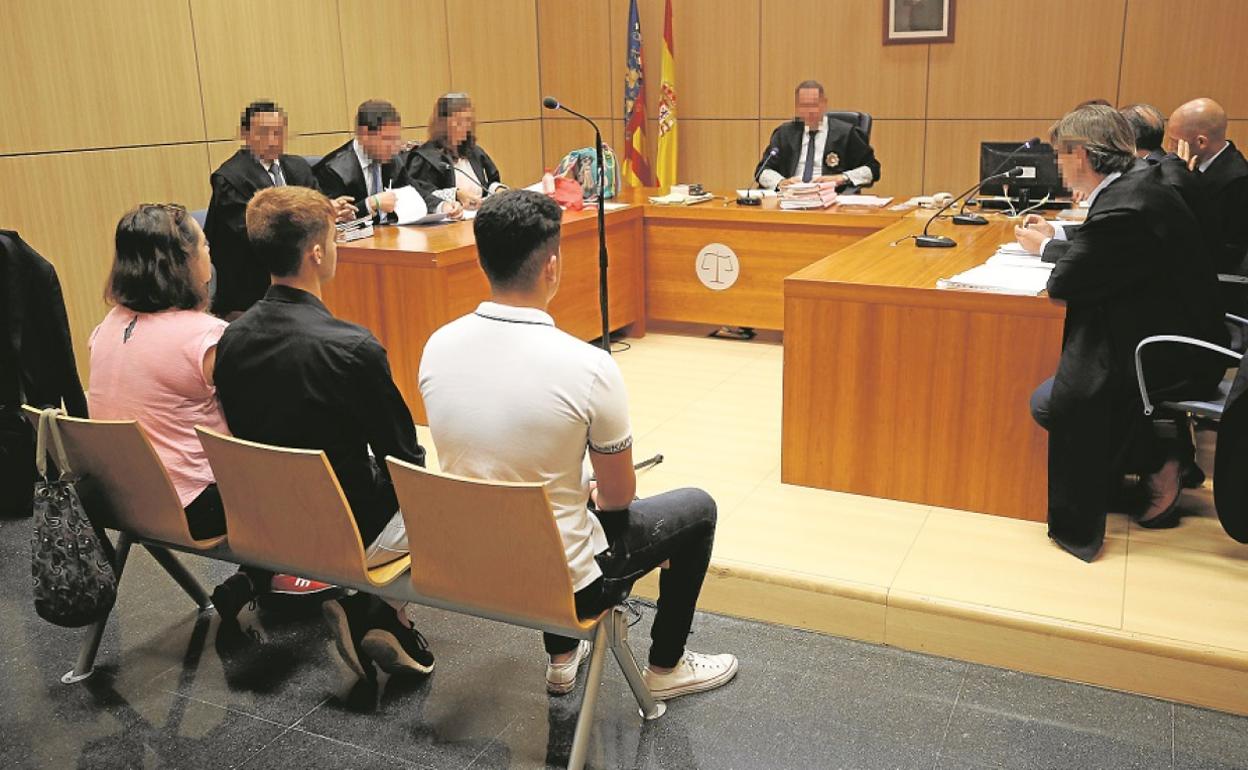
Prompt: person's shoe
<box><xmin>322</xmin><ymin>594</ymin><xmax>375</xmax><ymax>680</ymax></box>
<box><xmin>546</xmin><ymin>640</ymin><xmax>591</xmax><ymax>695</ymax></box>
<box><xmin>268</xmin><ymin>574</ymin><xmax>335</xmax><ymax>595</ymax></box>
<box><xmin>1138</xmin><ymin>457</ymin><xmax>1184</xmax><ymax>529</ymax></box>
<box><xmin>358</xmin><ymin>605</ymin><xmax>435</xmax><ymax>677</ymax></box>
<box><xmin>210</xmin><ymin>572</ymin><xmax>256</xmax><ymax>627</ymax></box>
<box><xmin>643</xmin><ymin>651</ymin><xmax>739</xmax><ymax>700</ymax></box>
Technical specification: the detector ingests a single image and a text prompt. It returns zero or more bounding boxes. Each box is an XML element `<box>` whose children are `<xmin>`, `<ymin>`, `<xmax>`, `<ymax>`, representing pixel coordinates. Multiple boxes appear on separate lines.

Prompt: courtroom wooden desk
<box><xmin>781</xmin><ymin>216</ymin><xmax>1066</xmax><ymax>522</ymax></box>
<box><xmin>322</xmin><ymin>205</ymin><xmax>644</xmax><ymax>422</ymax></box>
<box><xmin>627</xmin><ymin>190</ymin><xmax>906</xmax><ymax>329</ymax></box>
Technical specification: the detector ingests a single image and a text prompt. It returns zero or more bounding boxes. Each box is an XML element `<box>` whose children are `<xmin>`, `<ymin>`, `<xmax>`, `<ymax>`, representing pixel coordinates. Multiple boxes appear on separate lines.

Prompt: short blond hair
<box><xmin>1049</xmin><ymin>105</ymin><xmax>1136</xmax><ymax>175</ymax></box>
<box><xmin>245</xmin><ymin>186</ymin><xmax>335</xmax><ymax>277</ymax></box>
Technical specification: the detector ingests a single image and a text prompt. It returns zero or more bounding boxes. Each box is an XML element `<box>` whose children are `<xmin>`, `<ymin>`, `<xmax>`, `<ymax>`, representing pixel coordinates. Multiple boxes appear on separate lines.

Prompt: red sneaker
<box><xmin>268</xmin><ymin>574</ymin><xmax>335</xmax><ymax>595</ymax></box>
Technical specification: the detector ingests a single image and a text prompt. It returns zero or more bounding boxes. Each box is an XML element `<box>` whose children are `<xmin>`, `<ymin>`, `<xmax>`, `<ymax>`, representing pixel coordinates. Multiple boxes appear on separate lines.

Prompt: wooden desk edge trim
<box><xmin>783</xmin><ymin>280</ymin><xmax>1066</xmax><ymax>318</ymax></box>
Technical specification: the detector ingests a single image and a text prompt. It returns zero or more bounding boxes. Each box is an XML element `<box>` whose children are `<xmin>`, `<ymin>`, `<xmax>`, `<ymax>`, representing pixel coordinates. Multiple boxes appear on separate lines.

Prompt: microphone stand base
<box><xmin>915</xmin><ymin>235</ymin><xmax>957</xmax><ymax>248</ymax></box>
<box><xmin>735</xmin><ymin>196</ymin><xmax>763</xmax><ymax>206</ymax></box>
<box><xmin>952</xmin><ymin>214</ymin><xmax>989</xmax><ymax>226</ymax></box>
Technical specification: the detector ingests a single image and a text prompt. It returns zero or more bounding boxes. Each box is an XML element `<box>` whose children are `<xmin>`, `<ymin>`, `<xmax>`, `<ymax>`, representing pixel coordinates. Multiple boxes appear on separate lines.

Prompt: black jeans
<box><xmin>543</xmin><ymin>488</ymin><xmax>717</xmax><ymax>669</ymax></box>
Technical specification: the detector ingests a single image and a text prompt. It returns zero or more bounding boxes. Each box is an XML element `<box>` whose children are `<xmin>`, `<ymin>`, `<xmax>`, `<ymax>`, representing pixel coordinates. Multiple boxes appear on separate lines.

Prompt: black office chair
<box><xmin>826</xmin><ymin>111</ymin><xmax>872</xmax><ymax>142</ymax></box>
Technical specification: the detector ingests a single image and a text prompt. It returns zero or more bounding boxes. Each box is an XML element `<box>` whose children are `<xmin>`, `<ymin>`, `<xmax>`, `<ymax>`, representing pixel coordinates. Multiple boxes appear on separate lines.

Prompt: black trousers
<box><xmin>0</xmin><ymin>409</ymin><xmax>35</xmax><ymax>518</ymax></box>
<box><xmin>185</xmin><ymin>484</ymin><xmax>273</xmax><ymax>589</ymax></box>
<box><xmin>543</xmin><ymin>488</ymin><xmax>717</xmax><ymax>669</ymax></box>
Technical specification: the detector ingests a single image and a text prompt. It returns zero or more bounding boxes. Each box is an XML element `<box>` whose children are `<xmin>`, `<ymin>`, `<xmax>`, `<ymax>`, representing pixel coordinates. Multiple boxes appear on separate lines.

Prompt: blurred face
<box><xmin>243</xmin><ymin>111</ymin><xmax>287</xmax><ymax>164</ymax></box>
<box><xmin>1166</xmin><ymin>118</ymin><xmax>1214</xmax><ymax>157</ymax></box>
<box><xmin>1055</xmin><ymin>144</ymin><xmax>1093</xmax><ymax>194</ymax></box>
<box><xmin>447</xmin><ymin>108</ymin><xmax>473</xmax><ymax>147</ymax></box>
<box><xmin>795</xmin><ymin>87</ymin><xmax>827</xmax><ymax>131</ymax></box>
<box><xmin>359</xmin><ymin>122</ymin><xmax>403</xmax><ymax>162</ymax></box>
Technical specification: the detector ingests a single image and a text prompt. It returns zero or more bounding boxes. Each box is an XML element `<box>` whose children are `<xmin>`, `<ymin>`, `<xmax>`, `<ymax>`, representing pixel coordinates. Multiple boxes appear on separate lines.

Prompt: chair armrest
<box><xmin>1226</xmin><ymin>312</ymin><xmax>1248</xmax><ymax>329</ymax></box>
<box><xmin>1134</xmin><ymin>335</ymin><xmax>1242</xmax><ymax>416</ymax></box>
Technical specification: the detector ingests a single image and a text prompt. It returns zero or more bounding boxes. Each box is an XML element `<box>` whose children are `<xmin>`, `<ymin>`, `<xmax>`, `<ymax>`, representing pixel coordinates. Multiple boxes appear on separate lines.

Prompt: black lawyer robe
<box><xmin>204</xmin><ymin>149</ymin><xmax>317</xmax><ymax>316</ymax></box>
<box><xmin>754</xmin><ymin>116</ymin><xmax>880</xmax><ymax>191</ymax></box>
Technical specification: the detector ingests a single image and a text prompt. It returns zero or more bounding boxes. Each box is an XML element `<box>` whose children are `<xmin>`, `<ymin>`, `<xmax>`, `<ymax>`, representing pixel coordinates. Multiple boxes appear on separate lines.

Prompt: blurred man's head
<box><xmin>355</xmin><ymin>99</ymin><xmax>403</xmax><ymax>163</ymax></box>
<box><xmin>241</xmin><ymin>100</ymin><xmax>287</xmax><ymax>164</ymax></box>
<box><xmin>794</xmin><ymin>80</ymin><xmax>828</xmax><ymax>132</ymax></box>
<box><xmin>1168</xmin><ymin>98</ymin><xmax>1229</xmax><ymax>162</ymax></box>
<box><xmin>473</xmin><ymin>190</ymin><xmax>563</xmax><ymax>302</ymax></box>
<box><xmin>1049</xmin><ymin>104</ymin><xmax>1137</xmax><ymax>194</ymax></box>
<box><xmin>246</xmin><ymin>186</ymin><xmax>338</xmax><ymax>283</ymax></box>
<box><xmin>1119</xmin><ymin>103</ymin><xmax>1166</xmax><ymax>157</ymax></box>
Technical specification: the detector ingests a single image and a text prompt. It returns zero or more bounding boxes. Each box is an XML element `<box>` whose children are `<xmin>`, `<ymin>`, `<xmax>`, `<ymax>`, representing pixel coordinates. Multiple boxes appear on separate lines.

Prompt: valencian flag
<box><xmin>655</xmin><ymin>0</ymin><xmax>677</xmax><ymax>189</ymax></box>
<box><xmin>621</xmin><ymin>0</ymin><xmax>653</xmax><ymax>187</ymax></box>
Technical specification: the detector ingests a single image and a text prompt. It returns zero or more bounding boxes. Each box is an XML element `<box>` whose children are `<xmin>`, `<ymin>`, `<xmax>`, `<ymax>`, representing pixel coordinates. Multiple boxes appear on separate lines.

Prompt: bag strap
<box><xmin>35</xmin><ymin>406</ymin><xmax>71</xmax><ymax>481</ymax></box>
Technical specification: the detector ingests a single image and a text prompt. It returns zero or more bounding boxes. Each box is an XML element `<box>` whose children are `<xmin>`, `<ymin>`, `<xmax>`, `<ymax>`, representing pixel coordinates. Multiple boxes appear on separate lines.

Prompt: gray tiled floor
<box><xmin>2</xmin><ymin>514</ymin><xmax>1246</xmax><ymax>770</ymax></box>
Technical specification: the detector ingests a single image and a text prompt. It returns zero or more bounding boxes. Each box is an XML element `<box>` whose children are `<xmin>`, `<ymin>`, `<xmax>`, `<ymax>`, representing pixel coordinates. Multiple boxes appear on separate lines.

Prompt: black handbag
<box><xmin>30</xmin><ymin>408</ymin><xmax>117</xmax><ymax>627</ymax></box>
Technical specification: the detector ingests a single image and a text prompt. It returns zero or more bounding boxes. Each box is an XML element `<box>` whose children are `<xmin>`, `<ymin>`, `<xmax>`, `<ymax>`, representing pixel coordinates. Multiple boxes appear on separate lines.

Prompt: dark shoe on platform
<box><xmin>1138</xmin><ymin>458</ymin><xmax>1184</xmax><ymax>529</ymax></box>
<box><xmin>322</xmin><ymin>594</ymin><xmax>376</xmax><ymax>680</ymax></box>
<box><xmin>359</xmin><ymin>606</ymin><xmax>435</xmax><ymax>677</ymax></box>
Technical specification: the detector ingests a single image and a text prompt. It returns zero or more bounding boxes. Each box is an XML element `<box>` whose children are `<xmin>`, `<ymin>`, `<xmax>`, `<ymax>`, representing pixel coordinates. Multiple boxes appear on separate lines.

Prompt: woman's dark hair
<box><xmin>106</xmin><ymin>203</ymin><xmax>206</xmax><ymax>312</ymax></box>
<box><xmin>427</xmin><ymin>93</ymin><xmax>476</xmax><ymax>159</ymax></box>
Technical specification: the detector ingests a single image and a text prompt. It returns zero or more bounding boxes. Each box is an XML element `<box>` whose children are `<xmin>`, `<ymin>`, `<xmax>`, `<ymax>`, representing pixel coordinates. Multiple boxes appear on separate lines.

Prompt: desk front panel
<box><xmin>643</xmin><ymin>204</ymin><xmax>903</xmax><ymax>329</ymax></box>
<box><xmin>782</xmin><ymin>219</ymin><xmax>1065</xmax><ymax>521</ymax></box>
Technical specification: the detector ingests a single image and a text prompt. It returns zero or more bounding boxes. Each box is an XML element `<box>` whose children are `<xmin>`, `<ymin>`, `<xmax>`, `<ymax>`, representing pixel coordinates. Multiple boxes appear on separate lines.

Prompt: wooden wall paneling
<box><xmin>861</xmin><ymin>120</ymin><xmax>926</xmax><ymax>198</ymax></box>
<box><xmin>670</xmin><ymin>119</ymin><xmax>760</xmax><ymax>195</ymax></box>
<box><xmin>473</xmin><ymin>120</ymin><xmax>544</xmax><ymax>187</ymax></box>
<box><xmin>191</xmin><ymin>0</ymin><xmax>348</xmax><ymax>140</ymax></box>
<box><xmin>206</xmin><ymin>133</ymin><xmax>353</xmax><ymax>175</ymax></box>
<box><xmin>338</xmin><ymin>0</ymin><xmax>452</xmax><ymax>127</ymax></box>
<box><xmin>1229</xmin><ymin>122</ymin><xmax>1248</xmax><ymax>151</ymax></box>
<box><xmin>448</xmin><ymin>0</ymin><xmax>541</xmax><ymax>122</ymax></box>
<box><xmin>537</xmin><ymin>0</ymin><xmax>613</xmax><ymax>119</ymax></box>
<box><xmin>926</xmin><ymin>0</ymin><xmax>1126</xmax><ymax>120</ymax></box>
<box><xmin>923</xmin><ymin>119</ymin><xmax>1057</xmax><ymax>197</ymax></box>
<box><xmin>759</xmin><ymin>0</ymin><xmax>929</xmax><ymax>120</ymax></box>
<box><xmin>0</xmin><ymin>145</ymin><xmax>212</xmax><ymax>376</ymax></box>
<box><xmin>1119</xmin><ymin>0</ymin><xmax>1248</xmax><ymax>118</ymax></box>
<box><xmin>0</xmin><ymin>0</ymin><xmax>205</xmax><ymax>154</ymax></box>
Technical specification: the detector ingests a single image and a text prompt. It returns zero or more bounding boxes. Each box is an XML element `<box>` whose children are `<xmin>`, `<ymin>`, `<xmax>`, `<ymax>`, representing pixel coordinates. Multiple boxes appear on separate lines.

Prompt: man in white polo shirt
<box><xmin>419</xmin><ymin>190</ymin><xmax>737</xmax><ymax>700</ymax></box>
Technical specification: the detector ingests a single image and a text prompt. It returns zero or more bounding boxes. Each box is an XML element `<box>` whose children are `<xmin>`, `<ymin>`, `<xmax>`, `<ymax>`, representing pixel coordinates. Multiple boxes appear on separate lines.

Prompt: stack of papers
<box><xmin>835</xmin><ymin>194</ymin><xmax>894</xmax><ymax>208</ymax></box>
<box><xmin>648</xmin><ymin>191</ymin><xmax>714</xmax><ymax>206</ymax></box>
<box><xmin>779</xmin><ymin>182</ymin><xmax>838</xmax><ymax>210</ymax></box>
<box><xmin>936</xmin><ymin>243</ymin><xmax>1054</xmax><ymax>295</ymax></box>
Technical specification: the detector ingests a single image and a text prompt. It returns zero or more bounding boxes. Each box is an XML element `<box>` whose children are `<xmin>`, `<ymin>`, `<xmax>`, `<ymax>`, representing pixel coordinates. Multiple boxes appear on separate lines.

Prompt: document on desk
<box><xmin>834</xmin><ymin>194</ymin><xmax>894</xmax><ymax>207</ymax></box>
<box><xmin>938</xmin><ymin>243</ymin><xmax>1054</xmax><ymax>295</ymax></box>
<box><xmin>391</xmin><ymin>185</ymin><xmax>444</xmax><ymax>225</ymax></box>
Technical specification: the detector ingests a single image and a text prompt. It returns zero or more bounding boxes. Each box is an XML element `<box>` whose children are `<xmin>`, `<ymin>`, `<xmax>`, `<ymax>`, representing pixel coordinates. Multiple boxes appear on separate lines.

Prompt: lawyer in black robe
<box><xmin>1037</xmin><ymin>162</ymin><xmax>1227</xmax><ymax>559</ymax></box>
<box><xmin>755</xmin><ymin>116</ymin><xmax>881</xmax><ymax>192</ymax></box>
<box><xmin>204</xmin><ymin>149</ymin><xmax>317</xmax><ymax>316</ymax></box>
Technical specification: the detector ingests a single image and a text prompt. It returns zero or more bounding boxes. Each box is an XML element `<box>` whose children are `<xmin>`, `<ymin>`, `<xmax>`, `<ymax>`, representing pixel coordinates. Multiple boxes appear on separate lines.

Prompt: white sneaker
<box><xmin>643</xmin><ymin>651</ymin><xmax>739</xmax><ymax>700</ymax></box>
<box><xmin>546</xmin><ymin>639</ymin><xmax>591</xmax><ymax>695</ymax></box>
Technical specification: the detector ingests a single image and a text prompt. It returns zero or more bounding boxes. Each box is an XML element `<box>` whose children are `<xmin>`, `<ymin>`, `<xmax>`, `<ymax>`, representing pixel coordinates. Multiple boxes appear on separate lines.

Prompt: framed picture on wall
<box><xmin>884</xmin><ymin>0</ymin><xmax>955</xmax><ymax>44</ymax></box>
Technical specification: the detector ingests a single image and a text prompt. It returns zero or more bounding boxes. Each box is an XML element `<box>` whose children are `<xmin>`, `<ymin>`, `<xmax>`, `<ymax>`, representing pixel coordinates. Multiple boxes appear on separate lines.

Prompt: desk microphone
<box><xmin>954</xmin><ymin>137</ymin><xmax>1042</xmax><ymax>225</ymax></box>
<box><xmin>916</xmin><ymin>166</ymin><xmax>1024</xmax><ymax>248</ymax></box>
<box><xmin>442</xmin><ymin>160</ymin><xmax>488</xmax><ymax>193</ymax></box>
<box><xmin>738</xmin><ymin>146</ymin><xmax>779</xmax><ymax>206</ymax></box>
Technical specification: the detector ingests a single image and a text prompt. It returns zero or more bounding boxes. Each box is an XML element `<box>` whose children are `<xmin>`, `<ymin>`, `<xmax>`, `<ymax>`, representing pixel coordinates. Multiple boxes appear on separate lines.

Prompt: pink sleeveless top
<box><xmin>88</xmin><ymin>306</ymin><xmax>230</xmax><ymax>507</ymax></box>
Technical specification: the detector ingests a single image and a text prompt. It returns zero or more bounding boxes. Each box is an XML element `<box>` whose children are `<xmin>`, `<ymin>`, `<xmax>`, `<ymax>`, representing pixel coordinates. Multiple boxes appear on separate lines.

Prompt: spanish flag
<box><xmin>621</xmin><ymin>0</ymin><xmax>653</xmax><ymax>187</ymax></box>
<box><xmin>655</xmin><ymin>0</ymin><xmax>677</xmax><ymax>190</ymax></box>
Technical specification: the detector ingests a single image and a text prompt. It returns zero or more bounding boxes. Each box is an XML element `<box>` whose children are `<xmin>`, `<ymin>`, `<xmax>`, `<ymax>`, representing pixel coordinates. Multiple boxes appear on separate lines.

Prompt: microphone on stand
<box><xmin>916</xmin><ymin>166</ymin><xmax>1024</xmax><ymax>248</ymax></box>
<box><xmin>954</xmin><ymin>137</ymin><xmax>1042</xmax><ymax>225</ymax></box>
<box><xmin>738</xmin><ymin>146</ymin><xmax>779</xmax><ymax>206</ymax></box>
<box><xmin>541</xmin><ymin>95</ymin><xmax>611</xmax><ymax>353</ymax></box>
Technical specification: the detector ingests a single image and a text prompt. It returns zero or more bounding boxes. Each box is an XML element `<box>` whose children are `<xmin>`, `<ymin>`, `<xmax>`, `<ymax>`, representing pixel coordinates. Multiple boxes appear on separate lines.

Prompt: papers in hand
<box><xmin>391</xmin><ymin>186</ymin><xmax>448</xmax><ymax>225</ymax></box>
<box><xmin>936</xmin><ymin>243</ymin><xmax>1054</xmax><ymax>295</ymax></box>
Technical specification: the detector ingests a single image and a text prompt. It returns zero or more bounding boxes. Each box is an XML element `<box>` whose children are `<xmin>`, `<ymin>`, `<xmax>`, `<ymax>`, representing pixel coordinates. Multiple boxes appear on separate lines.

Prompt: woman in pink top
<box><xmin>88</xmin><ymin>203</ymin><xmax>327</xmax><ymax>627</ymax></box>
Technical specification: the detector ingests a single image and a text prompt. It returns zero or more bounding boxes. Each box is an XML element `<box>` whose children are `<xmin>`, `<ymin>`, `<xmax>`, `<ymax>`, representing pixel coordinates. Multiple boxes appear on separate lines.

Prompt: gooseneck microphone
<box><xmin>542</xmin><ymin>95</ymin><xmax>611</xmax><ymax>353</ymax></box>
<box><xmin>916</xmin><ymin>166</ymin><xmax>1024</xmax><ymax>248</ymax></box>
<box><xmin>738</xmin><ymin>146</ymin><xmax>779</xmax><ymax>206</ymax></box>
<box><xmin>954</xmin><ymin>137</ymin><xmax>1042</xmax><ymax>225</ymax></box>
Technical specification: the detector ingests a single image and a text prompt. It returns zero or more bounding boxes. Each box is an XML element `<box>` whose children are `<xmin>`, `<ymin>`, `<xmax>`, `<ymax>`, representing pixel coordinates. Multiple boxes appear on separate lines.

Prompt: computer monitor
<box><xmin>978</xmin><ymin>141</ymin><xmax>1069</xmax><ymax>202</ymax></box>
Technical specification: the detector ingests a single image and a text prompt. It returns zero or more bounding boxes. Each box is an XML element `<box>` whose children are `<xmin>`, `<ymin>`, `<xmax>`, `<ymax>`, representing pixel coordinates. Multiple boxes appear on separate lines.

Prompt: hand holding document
<box><xmin>391</xmin><ymin>185</ymin><xmax>451</xmax><ymax>225</ymax></box>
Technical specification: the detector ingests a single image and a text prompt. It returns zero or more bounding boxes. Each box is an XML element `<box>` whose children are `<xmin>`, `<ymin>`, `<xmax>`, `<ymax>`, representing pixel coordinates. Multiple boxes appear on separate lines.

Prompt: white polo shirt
<box><xmin>418</xmin><ymin>301</ymin><xmax>633</xmax><ymax>591</ymax></box>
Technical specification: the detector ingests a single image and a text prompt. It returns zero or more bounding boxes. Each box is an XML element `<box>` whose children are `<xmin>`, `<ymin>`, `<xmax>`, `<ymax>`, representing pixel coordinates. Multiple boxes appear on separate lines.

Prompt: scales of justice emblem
<box><xmin>695</xmin><ymin>243</ymin><xmax>740</xmax><ymax>291</ymax></box>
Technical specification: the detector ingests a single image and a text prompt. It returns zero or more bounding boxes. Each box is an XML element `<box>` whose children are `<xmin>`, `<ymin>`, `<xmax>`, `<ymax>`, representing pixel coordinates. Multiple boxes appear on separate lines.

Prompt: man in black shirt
<box><xmin>214</xmin><ymin>185</ymin><xmax>433</xmax><ymax>681</ymax></box>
